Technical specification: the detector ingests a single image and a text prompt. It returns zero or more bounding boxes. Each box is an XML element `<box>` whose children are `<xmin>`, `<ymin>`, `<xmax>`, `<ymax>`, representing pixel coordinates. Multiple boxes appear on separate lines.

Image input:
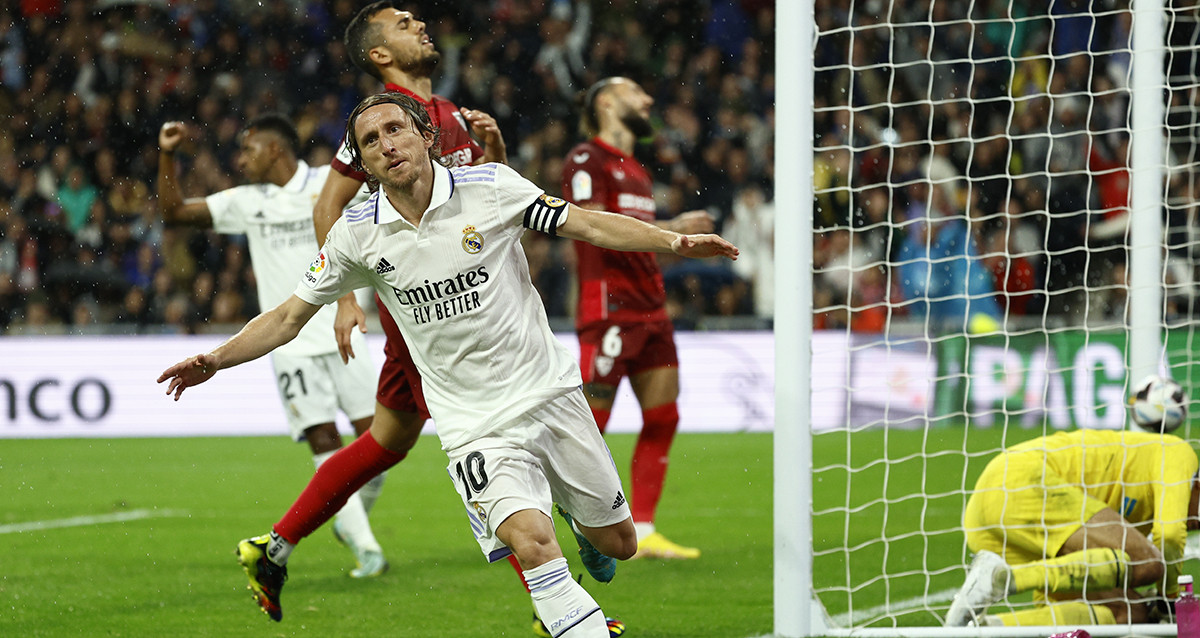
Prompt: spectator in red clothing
<box><xmin>982</xmin><ymin>226</ymin><xmax>1037</xmax><ymax>317</ymax></box>
<box><xmin>1087</xmin><ymin>133</ymin><xmax>1131</xmax><ymax>243</ymax></box>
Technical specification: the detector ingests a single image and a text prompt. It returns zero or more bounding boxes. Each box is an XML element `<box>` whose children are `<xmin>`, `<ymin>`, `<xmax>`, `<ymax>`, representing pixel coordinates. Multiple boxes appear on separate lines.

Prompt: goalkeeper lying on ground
<box><xmin>945</xmin><ymin>429</ymin><xmax>1200</xmax><ymax>627</ymax></box>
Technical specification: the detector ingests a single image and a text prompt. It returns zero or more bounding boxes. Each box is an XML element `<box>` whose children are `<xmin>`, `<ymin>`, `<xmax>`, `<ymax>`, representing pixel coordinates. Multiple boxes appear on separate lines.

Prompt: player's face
<box><xmin>353</xmin><ymin>103</ymin><xmax>433</xmax><ymax>191</ymax></box>
<box><xmin>371</xmin><ymin>8</ymin><xmax>440</xmax><ymax>76</ymax></box>
<box><xmin>234</xmin><ymin>129</ymin><xmax>278</xmax><ymax>183</ymax></box>
<box><xmin>610</xmin><ymin>80</ymin><xmax>655</xmax><ymax>138</ymax></box>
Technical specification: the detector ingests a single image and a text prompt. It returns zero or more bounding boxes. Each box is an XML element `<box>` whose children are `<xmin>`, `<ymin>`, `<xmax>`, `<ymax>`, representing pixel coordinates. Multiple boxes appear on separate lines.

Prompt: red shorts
<box><xmin>375</xmin><ymin>294</ymin><xmax>430</xmax><ymax>419</ymax></box>
<box><xmin>578</xmin><ymin>320</ymin><xmax>678</xmax><ymax>386</ymax></box>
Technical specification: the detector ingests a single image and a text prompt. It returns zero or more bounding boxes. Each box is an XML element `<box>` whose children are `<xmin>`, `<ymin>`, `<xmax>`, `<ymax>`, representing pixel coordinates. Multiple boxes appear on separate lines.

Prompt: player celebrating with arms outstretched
<box><xmin>159</xmin><ymin>92</ymin><xmax>738</xmax><ymax>636</ymax></box>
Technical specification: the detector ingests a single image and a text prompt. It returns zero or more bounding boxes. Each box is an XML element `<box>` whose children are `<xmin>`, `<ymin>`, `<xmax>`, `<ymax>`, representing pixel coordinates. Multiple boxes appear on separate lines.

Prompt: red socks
<box><xmin>631</xmin><ymin>402</ymin><xmax>679</xmax><ymax>523</ymax></box>
<box><xmin>507</xmin><ymin>554</ymin><xmax>531</xmax><ymax>592</ymax></box>
<box><xmin>273</xmin><ymin>433</ymin><xmax>406</xmax><ymax>543</ymax></box>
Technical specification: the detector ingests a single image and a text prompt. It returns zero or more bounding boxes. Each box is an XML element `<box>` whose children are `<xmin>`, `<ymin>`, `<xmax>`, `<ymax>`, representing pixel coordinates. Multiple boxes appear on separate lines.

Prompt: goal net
<box><xmin>794</xmin><ymin>1</ymin><xmax>1200</xmax><ymax>635</ymax></box>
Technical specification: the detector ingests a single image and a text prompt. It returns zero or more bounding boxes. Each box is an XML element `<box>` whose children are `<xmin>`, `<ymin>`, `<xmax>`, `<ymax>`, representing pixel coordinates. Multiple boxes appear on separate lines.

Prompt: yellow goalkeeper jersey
<box><xmin>1005</xmin><ymin>429</ymin><xmax>1196</xmax><ymax>566</ymax></box>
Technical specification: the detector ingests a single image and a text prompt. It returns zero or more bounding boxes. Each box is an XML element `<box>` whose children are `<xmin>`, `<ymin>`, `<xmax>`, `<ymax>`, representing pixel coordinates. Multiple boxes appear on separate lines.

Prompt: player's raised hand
<box><xmin>334</xmin><ymin>294</ymin><xmax>368</xmax><ymax>364</ymax></box>
<box><xmin>671</xmin><ymin>234</ymin><xmax>739</xmax><ymax>261</ymax></box>
<box><xmin>157</xmin><ymin>353</ymin><xmax>219</xmax><ymax>400</ymax></box>
<box><xmin>159</xmin><ymin>121</ymin><xmax>188</xmax><ymax>153</ymax></box>
<box><xmin>669</xmin><ymin>210</ymin><xmax>715</xmax><ymax>234</ymax></box>
<box><xmin>461</xmin><ymin>107</ymin><xmax>506</xmax><ymax>150</ymax></box>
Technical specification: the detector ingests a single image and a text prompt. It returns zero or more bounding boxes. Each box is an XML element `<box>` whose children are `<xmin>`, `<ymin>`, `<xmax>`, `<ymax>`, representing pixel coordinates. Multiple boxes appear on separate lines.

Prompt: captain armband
<box><xmin>523</xmin><ymin>194</ymin><xmax>570</xmax><ymax>236</ymax></box>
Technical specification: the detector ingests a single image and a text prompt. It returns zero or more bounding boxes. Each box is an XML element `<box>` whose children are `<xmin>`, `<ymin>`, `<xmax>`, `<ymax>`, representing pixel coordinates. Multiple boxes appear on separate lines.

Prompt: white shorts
<box><xmin>444</xmin><ymin>389</ymin><xmax>631</xmax><ymax>562</ymax></box>
<box><xmin>269</xmin><ymin>350</ymin><xmax>377</xmax><ymax>441</ymax></box>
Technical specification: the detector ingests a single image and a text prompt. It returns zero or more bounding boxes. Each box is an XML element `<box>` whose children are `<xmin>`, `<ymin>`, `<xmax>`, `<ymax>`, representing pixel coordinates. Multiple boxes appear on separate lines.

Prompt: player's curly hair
<box><xmin>344</xmin><ymin>92</ymin><xmax>447</xmax><ymax>188</ymax></box>
<box><xmin>344</xmin><ymin>1</ymin><xmax>394</xmax><ymax>82</ymax></box>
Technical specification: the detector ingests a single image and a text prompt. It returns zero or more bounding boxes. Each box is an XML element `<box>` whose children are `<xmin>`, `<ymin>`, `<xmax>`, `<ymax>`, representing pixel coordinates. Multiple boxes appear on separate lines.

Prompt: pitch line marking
<box><xmin>0</xmin><ymin>508</ymin><xmax>188</xmax><ymax>534</ymax></box>
<box><xmin>829</xmin><ymin>587</ymin><xmax>957</xmax><ymax>627</ymax></box>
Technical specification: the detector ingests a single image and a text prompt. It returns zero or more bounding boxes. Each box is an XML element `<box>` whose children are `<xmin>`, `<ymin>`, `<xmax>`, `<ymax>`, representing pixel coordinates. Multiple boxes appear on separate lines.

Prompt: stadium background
<box><xmin>6</xmin><ymin>0</ymin><xmax>1200</xmax><ymax>635</ymax></box>
<box><xmin>0</xmin><ymin>0</ymin><xmax>775</xmax><ymax>335</ymax></box>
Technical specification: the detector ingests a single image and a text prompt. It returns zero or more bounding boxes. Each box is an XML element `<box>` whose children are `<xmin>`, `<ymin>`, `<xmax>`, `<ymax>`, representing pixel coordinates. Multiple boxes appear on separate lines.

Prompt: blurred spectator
<box><xmin>895</xmin><ymin>181</ymin><xmax>1002</xmax><ymax>332</ymax></box>
<box><xmin>0</xmin><ymin>0</ymin><xmax>769</xmax><ymax>333</ymax></box>
<box><xmin>724</xmin><ymin>186</ymin><xmax>775</xmax><ymax>320</ymax></box>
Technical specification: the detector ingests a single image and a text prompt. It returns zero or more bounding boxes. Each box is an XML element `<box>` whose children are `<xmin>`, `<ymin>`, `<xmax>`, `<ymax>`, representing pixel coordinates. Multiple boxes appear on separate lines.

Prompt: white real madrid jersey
<box><xmin>294</xmin><ymin>162</ymin><xmax>580</xmax><ymax>450</ymax></box>
<box><xmin>206</xmin><ymin>161</ymin><xmax>370</xmax><ymax>357</ymax></box>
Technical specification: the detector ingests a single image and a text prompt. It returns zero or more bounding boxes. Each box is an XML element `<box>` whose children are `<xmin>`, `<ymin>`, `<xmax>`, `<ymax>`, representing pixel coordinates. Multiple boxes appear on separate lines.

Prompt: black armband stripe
<box><xmin>523</xmin><ymin>195</ymin><xmax>568</xmax><ymax>235</ymax></box>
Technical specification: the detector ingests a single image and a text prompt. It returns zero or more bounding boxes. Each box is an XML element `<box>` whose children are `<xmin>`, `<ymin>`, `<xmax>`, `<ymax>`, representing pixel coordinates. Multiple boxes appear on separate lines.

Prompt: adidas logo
<box><xmin>375</xmin><ymin>258</ymin><xmax>395</xmax><ymax>274</ymax></box>
<box><xmin>612</xmin><ymin>491</ymin><xmax>626</xmax><ymax>510</ymax></box>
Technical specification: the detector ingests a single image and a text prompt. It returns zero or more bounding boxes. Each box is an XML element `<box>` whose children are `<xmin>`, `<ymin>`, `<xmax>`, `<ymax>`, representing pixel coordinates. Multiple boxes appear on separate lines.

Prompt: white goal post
<box><xmin>776</xmin><ymin>1</ymin><xmax>1197</xmax><ymax>636</ymax></box>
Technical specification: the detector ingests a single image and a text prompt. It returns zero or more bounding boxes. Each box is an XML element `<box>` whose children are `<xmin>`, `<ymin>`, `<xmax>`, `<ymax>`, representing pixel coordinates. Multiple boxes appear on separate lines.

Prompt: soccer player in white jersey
<box><xmin>158</xmin><ymin>92</ymin><xmax>739</xmax><ymax>636</ymax></box>
<box><xmin>155</xmin><ymin>114</ymin><xmax>389</xmax><ymax>578</ymax></box>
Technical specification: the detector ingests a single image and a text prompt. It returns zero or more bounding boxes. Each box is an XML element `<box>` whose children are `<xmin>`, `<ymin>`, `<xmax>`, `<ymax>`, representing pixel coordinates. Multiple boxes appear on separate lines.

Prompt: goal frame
<box><xmin>774</xmin><ymin>1</ymin><xmax>1171</xmax><ymax>636</ymax></box>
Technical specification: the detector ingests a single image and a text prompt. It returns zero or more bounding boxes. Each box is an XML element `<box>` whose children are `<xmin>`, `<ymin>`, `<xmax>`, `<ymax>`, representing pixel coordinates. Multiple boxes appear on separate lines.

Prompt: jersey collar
<box><xmin>281</xmin><ymin>160</ymin><xmax>311</xmax><ymax>192</ymax></box>
<box><xmin>384</xmin><ymin>83</ymin><xmax>432</xmax><ymax>106</ymax></box>
<box><xmin>374</xmin><ymin>161</ymin><xmax>453</xmax><ymax>225</ymax></box>
<box><xmin>591</xmin><ymin>136</ymin><xmax>630</xmax><ymax>159</ymax></box>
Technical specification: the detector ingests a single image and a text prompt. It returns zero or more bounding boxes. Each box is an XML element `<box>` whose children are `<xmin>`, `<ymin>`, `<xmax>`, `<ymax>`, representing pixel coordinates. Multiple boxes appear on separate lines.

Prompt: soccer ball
<box><xmin>1128</xmin><ymin>375</ymin><xmax>1187</xmax><ymax>433</ymax></box>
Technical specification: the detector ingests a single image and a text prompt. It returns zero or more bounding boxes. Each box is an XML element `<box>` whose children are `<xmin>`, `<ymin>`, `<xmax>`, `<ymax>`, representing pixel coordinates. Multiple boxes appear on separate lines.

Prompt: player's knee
<box><xmin>370</xmin><ymin>407</ymin><xmax>424</xmax><ymax>452</ymax></box>
<box><xmin>304</xmin><ymin>422</ymin><xmax>342</xmax><ymax>454</ymax></box>
<box><xmin>510</xmin><ymin>536</ymin><xmax>561</xmax><ymax>568</ymax></box>
<box><xmin>1126</xmin><ymin>559</ymin><xmax>1164</xmax><ymax>589</ymax></box>
<box><xmin>598</xmin><ymin>523</ymin><xmax>638</xmax><ymax>560</ymax></box>
<box><xmin>1106</xmin><ymin>599</ymin><xmax>1149</xmax><ymax>625</ymax></box>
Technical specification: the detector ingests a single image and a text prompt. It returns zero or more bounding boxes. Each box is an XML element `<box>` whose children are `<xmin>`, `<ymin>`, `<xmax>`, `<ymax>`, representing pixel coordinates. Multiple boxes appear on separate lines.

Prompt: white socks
<box><xmin>359</xmin><ymin>471</ymin><xmax>387</xmax><ymax>513</ymax></box>
<box><xmin>524</xmin><ymin>557</ymin><xmax>608</xmax><ymax>637</ymax></box>
<box><xmin>634</xmin><ymin>522</ymin><xmax>655</xmax><ymax>542</ymax></box>
<box><xmin>312</xmin><ymin>450</ymin><xmax>382</xmax><ymax>554</ymax></box>
<box><xmin>266</xmin><ymin>530</ymin><xmax>293</xmax><ymax>565</ymax></box>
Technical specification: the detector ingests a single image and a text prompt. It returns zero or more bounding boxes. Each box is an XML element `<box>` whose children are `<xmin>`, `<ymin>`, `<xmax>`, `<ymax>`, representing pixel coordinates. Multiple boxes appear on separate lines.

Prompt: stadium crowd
<box><xmin>7</xmin><ymin>1</ymin><xmax>1196</xmax><ymax>338</ymax></box>
<box><xmin>810</xmin><ymin>0</ymin><xmax>1200</xmax><ymax>333</ymax></box>
<box><xmin>0</xmin><ymin>0</ymin><xmax>775</xmax><ymax>335</ymax></box>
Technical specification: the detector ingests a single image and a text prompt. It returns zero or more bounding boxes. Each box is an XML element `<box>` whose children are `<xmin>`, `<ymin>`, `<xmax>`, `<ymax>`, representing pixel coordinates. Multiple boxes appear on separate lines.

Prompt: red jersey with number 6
<box><xmin>561</xmin><ymin>138</ymin><xmax>668</xmax><ymax>329</ymax></box>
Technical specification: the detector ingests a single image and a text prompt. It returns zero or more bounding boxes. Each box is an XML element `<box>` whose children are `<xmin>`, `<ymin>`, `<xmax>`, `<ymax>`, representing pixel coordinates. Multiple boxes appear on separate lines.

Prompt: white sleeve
<box><xmin>293</xmin><ymin>220</ymin><xmax>371</xmax><ymax>306</ymax></box>
<box><xmin>490</xmin><ymin>163</ymin><xmax>569</xmax><ymax>235</ymax></box>
<box><xmin>205</xmin><ymin>187</ymin><xmax>249</xmax><ymax>234</ymax></box>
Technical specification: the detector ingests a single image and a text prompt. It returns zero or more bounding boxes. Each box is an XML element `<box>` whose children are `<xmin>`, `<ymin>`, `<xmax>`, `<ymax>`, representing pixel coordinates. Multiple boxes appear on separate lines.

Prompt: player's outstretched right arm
<box><xmin>156</xmin><ymin>121</ymin><xmax>214</xmax><ymax>227</ymax></box>
<box><xmin>158</xmin><ymin>295</ymin><xmax>321</xmax><ymax>400</ymax></box>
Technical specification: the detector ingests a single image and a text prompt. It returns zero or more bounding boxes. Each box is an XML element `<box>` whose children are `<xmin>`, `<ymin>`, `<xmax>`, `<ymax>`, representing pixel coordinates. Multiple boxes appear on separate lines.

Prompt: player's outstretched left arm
<box><xmin>157</xmin><ymin>296</ymin><xmax>322</xmax><ymax>400</ymax></box>
<box><xmin>557</xmin><ymin>202</ymin><xmax>739</xmax><ymax>261</ymax></box>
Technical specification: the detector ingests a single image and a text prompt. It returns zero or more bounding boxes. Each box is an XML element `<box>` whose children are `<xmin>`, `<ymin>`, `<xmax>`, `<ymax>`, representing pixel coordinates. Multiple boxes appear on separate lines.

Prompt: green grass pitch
<box><xmin>1</xmin><ymin>432</ymin><xmax>774</xmax><ymax>637</ymax></box>
<box><xmin>10</xmin><ymin>426</ymin><xmax>1139</xmax><ymax>635</ymax></box>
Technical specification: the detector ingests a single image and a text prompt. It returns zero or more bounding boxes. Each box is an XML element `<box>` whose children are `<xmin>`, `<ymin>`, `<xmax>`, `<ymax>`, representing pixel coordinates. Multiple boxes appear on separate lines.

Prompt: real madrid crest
<box><xmin>462</xmin><ymin>225</ymin><xmax>484</xmax><ymax>254</ymax></box>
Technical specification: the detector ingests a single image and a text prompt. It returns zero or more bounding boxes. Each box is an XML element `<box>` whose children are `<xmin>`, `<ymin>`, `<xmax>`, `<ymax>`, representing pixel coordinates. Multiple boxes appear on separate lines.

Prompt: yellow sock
<box><xmin>1010</xmin><ymin>548</ymin><xmax>1129</xmax><ymax>594</ymax></box>
<box><xmin>990</xmin><ymin>602</ymin><xmax>1116</xmax><ymax>626</ymax></box>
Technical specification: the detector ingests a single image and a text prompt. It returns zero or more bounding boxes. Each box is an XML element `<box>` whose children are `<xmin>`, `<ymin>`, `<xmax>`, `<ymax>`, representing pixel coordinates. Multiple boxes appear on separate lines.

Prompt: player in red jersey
<box><xmin>235</xmin><ymin>5</ymin><xmax>625</xmax><ymax>636</ymax></box>
<box><xmin>561</xmin><ymin>77</ymin><xmax>714</xmax><ymax>559</ymax></box>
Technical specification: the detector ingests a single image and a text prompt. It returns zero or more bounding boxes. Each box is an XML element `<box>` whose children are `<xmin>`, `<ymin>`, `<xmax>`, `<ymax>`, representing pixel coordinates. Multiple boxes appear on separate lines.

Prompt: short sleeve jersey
<box><xmin>560</xmin><ymin>138</ymin><xmax>668</xmax><ymax>329</ymax></box>
<box><xmin>295</xmin><ymin>162</ymin><xmax>579</xmax><ymax>450</ymax></box>
<box><xmin>205</xmin><ymin>161</ymin><xmax>370</xmax><ymax>357</ymax></box>
<box><xmin>1008</xmin><ymin>429</ymin><xmax>1198</xmax><ymax>565</ymax></box>
<box><xmin>332</xmin><ymin>84</ymin><xmax>484</xmax><ymax>180</ymax></box>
